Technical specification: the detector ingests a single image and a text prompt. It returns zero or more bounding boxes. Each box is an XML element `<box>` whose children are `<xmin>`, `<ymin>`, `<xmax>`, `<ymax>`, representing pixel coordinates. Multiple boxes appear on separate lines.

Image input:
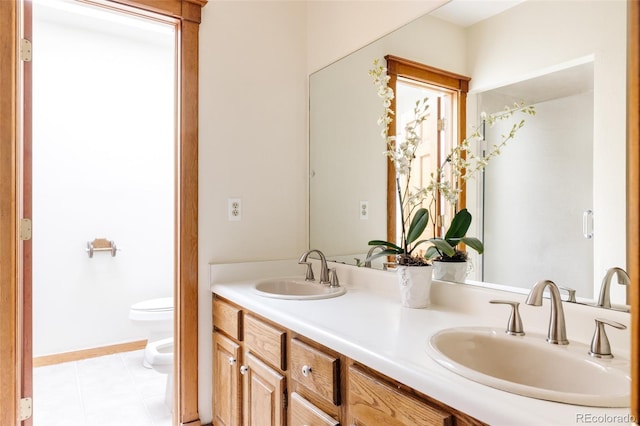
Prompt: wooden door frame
<box><xmin>629</xmin><ymin>0</ymin><xmax>639</xmax><ymax>421</ymax></box>
<box><xmin>0</xmin><ymin>0</ymin><xmax>206</xmax><ymax>425</ymax></box>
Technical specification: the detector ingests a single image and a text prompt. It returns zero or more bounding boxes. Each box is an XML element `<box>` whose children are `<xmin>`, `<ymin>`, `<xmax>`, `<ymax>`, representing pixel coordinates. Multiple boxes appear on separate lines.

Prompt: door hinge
<box><xmin>437</xmin><ymin>118</ymin><xmax>446</xmax><ymax>131</ymax></box>
<box><xmin>19</xmin><ymin>397</ymin><xmax>32</xmax><ymax>421</ymax></box>
<box><xmin>20</xmin><ymin>218</ymin><xmax>32</xmax><ymax>241</ymax></box>
<box><xmin>20</xmin><ymin>39</ymin><xmax>32</xmax><ymax>62</ymax></box>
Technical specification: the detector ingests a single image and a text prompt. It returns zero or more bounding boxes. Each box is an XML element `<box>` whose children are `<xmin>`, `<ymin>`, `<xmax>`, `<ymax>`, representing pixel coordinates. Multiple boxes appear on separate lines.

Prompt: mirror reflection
<box><xmin>309</xmin><ymin>0</ymin><xmax>628</xmax><ymax>306</ymax></box>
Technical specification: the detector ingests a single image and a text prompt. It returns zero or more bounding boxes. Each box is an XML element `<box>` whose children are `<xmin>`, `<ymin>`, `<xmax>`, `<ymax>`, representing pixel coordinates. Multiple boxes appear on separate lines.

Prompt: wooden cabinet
<box><xmin>212</xmin><ymin>296</ymin><xmax>287</xmax><ymax>426</ymax></box>
<box><xmin>290</xmin><ymin>338</ymin><xmax>340</xmax><ymax>406</ymax></box>
<box><xmin>212</xmin><ymin>297</ymin><xmax>243</xmax><ymax>426</ymax></box>
<box><xmin>212</xmin><ymin>332</ymin><xmax>242</xmax><ymax>426</ymax></box>
<box><xmin>348</xmin><ymin>365</ymin><xmax>453</xmax><ymax>426</ymax></box>
<box><xmin>290</xmin><ymin>392</ymin><xmax>340</xmax><ymax>426</ymax></box>
<box><xmin>289</xmin><ymin>338</ymin><xmax>342</xmax><ymax>426</ymax></box>
<box><xmin>243</xmin><ymin>352</ymin><xmax>286</xmax><ymax>426</ymax></box>
<box><xmin>213</xmin><ymin>296</ymin><xmax>242</xmax><ymax>340</ymax></box>
<box><xmin>212</xmin><ymin>294</ymin><xmax>485</xmax><ymax>426</ymax></box>
<box><xmin>245</xmin><ymin>314</ymin><xmax>286</xmax><ymax>371</ymax></box>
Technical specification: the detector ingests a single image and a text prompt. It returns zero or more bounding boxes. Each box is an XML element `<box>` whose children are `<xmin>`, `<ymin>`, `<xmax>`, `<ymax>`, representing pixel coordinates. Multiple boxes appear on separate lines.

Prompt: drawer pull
<box><xmin>240</xmin><ymin>365</ymin><xmax>249</xmax><ymax>375</ymax></box>
<box><xmin>301</xmin><ymin>365</ymin><xmax>312</xmax><ymax>377</ymax></box>
<box><xmin>228</xmin><ymin>357</ymin><xmax>237</xmax><ymax>365</ymax></box>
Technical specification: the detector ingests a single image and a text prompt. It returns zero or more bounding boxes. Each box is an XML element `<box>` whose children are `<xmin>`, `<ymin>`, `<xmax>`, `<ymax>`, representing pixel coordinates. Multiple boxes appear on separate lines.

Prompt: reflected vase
<box><xmin>432</xmin><ymin>260</ymin><xmax>471</xmax><ymax>283</ymax></box>
<box><xmin>396</xmin><ymin>265</ymin><xmax>433</xmax><ymax>308</ymax></box>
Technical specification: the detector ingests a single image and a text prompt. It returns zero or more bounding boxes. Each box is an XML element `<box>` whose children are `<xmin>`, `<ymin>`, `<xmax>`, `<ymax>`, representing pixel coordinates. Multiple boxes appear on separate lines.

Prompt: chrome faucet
<box><xmin>298</xmin><ymin>249</ymin><xmax>330</xmax><ymax>284</ymax></box>
<box><xmin>365</xmin><ymin>245</ymin><xmax>387</xmax><ymax>269</ymax></box>
<box><xmin>588</xmin><ymin>318</ymin><xmax>627</xmax><ymax>358</ymax></box>
<box><xmin>597</xmin><ymin>267</ymin><xmax>630</xmax><ymax>309</ymax></box>
<box><xmin>525</xmin><ymin>280</ymin><xmax>569</xmax><ymax>345</ymax></box>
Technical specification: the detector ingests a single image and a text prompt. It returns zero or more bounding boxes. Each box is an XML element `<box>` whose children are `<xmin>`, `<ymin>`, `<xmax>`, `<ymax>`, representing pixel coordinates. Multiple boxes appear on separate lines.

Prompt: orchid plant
<box><xmin>367</xmin><ymin>58</ymin><xmax>536</xmax><ymax>265</ymax></box>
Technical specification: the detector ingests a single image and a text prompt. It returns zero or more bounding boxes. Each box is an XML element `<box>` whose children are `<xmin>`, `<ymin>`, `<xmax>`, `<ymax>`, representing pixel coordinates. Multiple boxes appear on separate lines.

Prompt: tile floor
<box><xmin>33</xmin><ymin>349</ymin><xmax>173</xmax><ymax>426</ymax></box>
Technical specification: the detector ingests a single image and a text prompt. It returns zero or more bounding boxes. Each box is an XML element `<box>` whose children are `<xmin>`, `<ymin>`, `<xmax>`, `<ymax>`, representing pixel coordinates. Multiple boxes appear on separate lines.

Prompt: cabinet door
<box><xmin>245</xmin><ymin>314</ymin><xmax>286</xmax><ymax>371</ymax></box>
<box><xmin>290</xmin><ymin>338</ymin><xmax>340</xmax><ymax>406</ymax></box>
<box><xmin>213</xmin><ymin>332</ymin><xmax>242</xmax><ymax>426</ymax></box>
<box><xmin>290</xmin><ymin>392</ymin><xmax>340</xmax><ymax>426</ymax></box>
<box><xmin>243</xmin><ymin>352</ymin><xmax>286</xmax><ymax>426</ymax></box>
<box><xmin>213</xmin><ymin>296</ymin><xmax>243</xmax><ymax>340</ymax></box>
<box><xmin>348</xmin><ymin>365</ymin><xmax>453</xmax><ymax>426</ymax></box>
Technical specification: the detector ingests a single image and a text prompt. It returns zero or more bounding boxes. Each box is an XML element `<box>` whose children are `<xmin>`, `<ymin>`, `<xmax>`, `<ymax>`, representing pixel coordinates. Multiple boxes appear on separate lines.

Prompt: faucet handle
<box><xmin>299</xmin><ymin>261</ymin><xmax>315</xmax><ymax>281</ymax></box>
<box><xmin>489</xmin><ymin>300</ymin><xmax>525</xmax><ymax>336</ymax></box>
<box><xmin>588</xmin><ymin>318</ymin><xmax>626</xmax><ymax>358</ymax></box>
<box><xmin>559</xmin><ymin>286</ymin><xmax>577</xmax><ymax>303</ymax></box>
<box><xmin>329</xmin><ymin>268</ymin><xmax>340</xmax><ymax>288</ymax></box>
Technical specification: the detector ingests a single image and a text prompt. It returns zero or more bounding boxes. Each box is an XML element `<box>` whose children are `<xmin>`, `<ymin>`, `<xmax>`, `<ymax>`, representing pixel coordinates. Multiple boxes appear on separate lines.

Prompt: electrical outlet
<box><xmin>360</xmin><ymin>200</ymin><xmax>369</xmax><ymax>220</ymax></box>
<box><xmin>228</xmin><ymin>198</ymin><xmax>241</xmax><ymax>221</ymax></box>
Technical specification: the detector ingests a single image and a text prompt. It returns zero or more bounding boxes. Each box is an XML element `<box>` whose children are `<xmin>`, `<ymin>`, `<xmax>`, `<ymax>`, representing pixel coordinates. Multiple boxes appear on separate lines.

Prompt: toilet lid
<box><xmin>131</xmin><ymin>297</ymin><xmax>173</xmax><ymax>312</ymax></box>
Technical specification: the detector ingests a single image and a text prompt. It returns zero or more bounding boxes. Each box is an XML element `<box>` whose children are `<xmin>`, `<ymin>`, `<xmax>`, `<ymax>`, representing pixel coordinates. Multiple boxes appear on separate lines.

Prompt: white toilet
<box><xmin>129</xmin><ymin>297</ymin><xmax>174</xmax><ymax>410</ymax></box>
<box><xmin>146</xmin><ymin>337</ymin><xmax>174</xmax><ymax>409</ymax></box>
<box><xmin>128</xmin><ymin>297</ymin><xmax>173</xmax><ymax>368</ymax></box>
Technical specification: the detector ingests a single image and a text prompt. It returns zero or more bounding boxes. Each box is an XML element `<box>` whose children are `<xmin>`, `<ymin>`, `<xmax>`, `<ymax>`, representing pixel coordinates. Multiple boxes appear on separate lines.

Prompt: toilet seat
<box><xmin>130</xmin><ymin>297</ymin><xmax>173</xmax><ymax>312</ymax></box>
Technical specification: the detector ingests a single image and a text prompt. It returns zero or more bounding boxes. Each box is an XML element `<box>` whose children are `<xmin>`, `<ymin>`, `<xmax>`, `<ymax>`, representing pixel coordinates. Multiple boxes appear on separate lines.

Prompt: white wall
<box><xmin>32</xmin><ymin>5</ymin><xmax>175</xmax><ymax>356</ymax></box>
<box><xmin>306</xmin><ymin>0</ymin><xmax>447</xmax><ymax>73</ymax></box>
<box><xmin>198</xmin><ymin>2</ymin><xmax>308</xmax><ymax>421</ymax></box>
<box><xmin>465</xmin><ymin>0</ymin><xmax>627</xmax><ymax>300</ymax></box>
<box><xmin>197</xmin><ymin>1</ymin><xmax>448</xmax><ymax>422</ymax></box>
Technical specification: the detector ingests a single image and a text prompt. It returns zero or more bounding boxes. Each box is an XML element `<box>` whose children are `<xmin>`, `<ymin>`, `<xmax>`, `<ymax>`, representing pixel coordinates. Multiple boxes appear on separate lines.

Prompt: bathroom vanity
<box><xmin>212</xmin><ymin>295</ymin><xmax>483</xmax><ymax>426</ymax></box>
<box><xmin>210</xmin><ymin>259</ymin><xmax>632</xmax><ymax>425</ymax></box>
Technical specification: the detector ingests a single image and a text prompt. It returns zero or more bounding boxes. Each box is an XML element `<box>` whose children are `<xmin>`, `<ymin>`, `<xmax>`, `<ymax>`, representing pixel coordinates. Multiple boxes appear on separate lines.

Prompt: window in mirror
<box><xmin>385</xmin><ymin>55</ymin><xmax>470</xmax><ymax>247</ymax></box>
<box><xmin>395</xmin><ymin>78</ymin><xmax>457</xmax><ymax>242</ymax></box>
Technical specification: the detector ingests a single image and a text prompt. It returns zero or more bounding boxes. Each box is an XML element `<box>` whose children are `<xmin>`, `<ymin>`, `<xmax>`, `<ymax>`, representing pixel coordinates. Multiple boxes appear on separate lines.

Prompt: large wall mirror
<box><xmin>309</xmin><ymin>0</ymin><xmax>628</xmax><ymax>307</ymax></box>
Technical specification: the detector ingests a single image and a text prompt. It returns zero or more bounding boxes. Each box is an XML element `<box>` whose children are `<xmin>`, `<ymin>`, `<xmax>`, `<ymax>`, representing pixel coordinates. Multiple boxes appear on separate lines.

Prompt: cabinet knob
<box><xmin>228</xmin><ymin>357</ymin><xmax>236</xmax><ymax>365</ymax></box>
<box><xmin>240</xmin><ymin>365</ymin><xmax>249</xmax><ymax>375</ymax></box>
<box><xmin>301</xmin><ymin>365</ymin><xmax>312</xmax><ymax>377</ymax></box>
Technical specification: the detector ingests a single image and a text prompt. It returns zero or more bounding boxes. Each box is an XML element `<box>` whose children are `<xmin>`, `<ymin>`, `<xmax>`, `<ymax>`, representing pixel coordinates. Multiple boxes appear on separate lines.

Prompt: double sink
<box><xmin>428</xmin><ymin>326</ymin><xmax>630</xmax><ymax>408</ymax></box>
<box><xmin>252</xmin><ymin>276</ymin><xmax>630</xmax><ymax>408</ymax></box>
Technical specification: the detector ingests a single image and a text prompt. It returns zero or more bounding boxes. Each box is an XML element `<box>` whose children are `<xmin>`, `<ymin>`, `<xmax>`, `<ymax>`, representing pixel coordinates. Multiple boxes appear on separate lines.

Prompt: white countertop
<box><xmin>209</xmin><ymin>259</ymin><xmax>633</xmax><ymax>426</ymax></box>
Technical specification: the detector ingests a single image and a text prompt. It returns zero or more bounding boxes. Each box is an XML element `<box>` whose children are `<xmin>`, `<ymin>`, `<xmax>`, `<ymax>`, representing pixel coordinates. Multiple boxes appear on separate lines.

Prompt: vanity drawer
<box><xmin>244</xmin><ymin>314</ymin><xmax>287</xmax><ymax>371</ymax></box>
<box><xmin>212</xmin><ymin>296</ymin><xmax>242</xmax><ymax>341</ymax></box>
<box><xmin>348</xmin><ymin>365</ymin><xmax>453</xmax><ymax>426</ymax></box>
<box><xmin>290</xmin><ymin>338</ymin><xmax>340</xmax><ymax>406</ymax></box>
<box><xmin>290</xmin><ymin>392</ymin><xmax>340</xmax><ymax>426</ymax></box>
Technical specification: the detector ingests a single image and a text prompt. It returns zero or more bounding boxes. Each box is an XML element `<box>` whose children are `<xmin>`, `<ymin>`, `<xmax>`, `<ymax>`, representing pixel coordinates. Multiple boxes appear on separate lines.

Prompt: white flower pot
<box><xmin>396</xmin><ymin>265</ymin><xmax>433</xmax><ymax>308</ymax></box>
<box><xmin>432</xmin><ymin>260</ymin><xmax>471</xmax><ymax>283</ymax></box>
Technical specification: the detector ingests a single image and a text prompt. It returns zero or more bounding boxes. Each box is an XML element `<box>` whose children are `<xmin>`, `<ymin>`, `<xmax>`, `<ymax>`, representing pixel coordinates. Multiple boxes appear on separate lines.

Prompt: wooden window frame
<box><xmin>384</xmin><ymin>55</ymin><xmax>471</xmax><ymax>245</ymax></box>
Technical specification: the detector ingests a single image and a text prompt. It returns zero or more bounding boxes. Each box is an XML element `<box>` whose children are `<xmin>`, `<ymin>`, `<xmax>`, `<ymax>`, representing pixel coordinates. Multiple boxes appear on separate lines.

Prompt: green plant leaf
<box><xmin>460</xmin><ymin>237</ymin><xmax>484</xmax><ymax>254</ymax></box>
<box><xmin>368</xmin><ymin>240</ymin><xmax>402</xmax><ymax>252</ymax></box>
<box><xmin>406</xmin><ymin>208</ymin><xmax>429</xmax><ymax>245</ymax></box>
<box><xmin>429</xmin><ymin>238</ymin><xmax>455</xmax><ymax>257</ymax></box>
<box><xmin>444</xmin><ymin>209</ymin><xmax>472</xmax><ymax>239</ymax></box>
<box><xmin>425</xmin><ymin>246</ymin><xmax>440</xmax><ymax>259</ymax></box>
<box><xmin>407</xmin><ymin>238</ymin><xmax>431</xmax><ymax>255</ymax></box>
<box><xmin>365</xmin><ymin>248</ymin><xmax>402</xmax><ymax>262</ymax></box>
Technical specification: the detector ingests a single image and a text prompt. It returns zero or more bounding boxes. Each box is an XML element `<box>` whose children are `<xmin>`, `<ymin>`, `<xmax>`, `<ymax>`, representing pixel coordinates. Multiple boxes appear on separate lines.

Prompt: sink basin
<box><xmin>427</xmin><ymin>327</ymin><xmax>630</xmax><ymax>407</ymax></box>
<box><xmin>253</xmin><ymin>277</ymin><xmax>347</xmax><ymax>300</ymax></box>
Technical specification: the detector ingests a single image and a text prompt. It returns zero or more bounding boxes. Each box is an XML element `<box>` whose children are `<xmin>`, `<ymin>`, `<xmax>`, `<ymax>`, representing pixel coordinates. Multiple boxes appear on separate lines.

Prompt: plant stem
<box><xmin>396</xmin><ymin>176</ymin><xmax>408</xmax><ymax>253</ymax></box>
